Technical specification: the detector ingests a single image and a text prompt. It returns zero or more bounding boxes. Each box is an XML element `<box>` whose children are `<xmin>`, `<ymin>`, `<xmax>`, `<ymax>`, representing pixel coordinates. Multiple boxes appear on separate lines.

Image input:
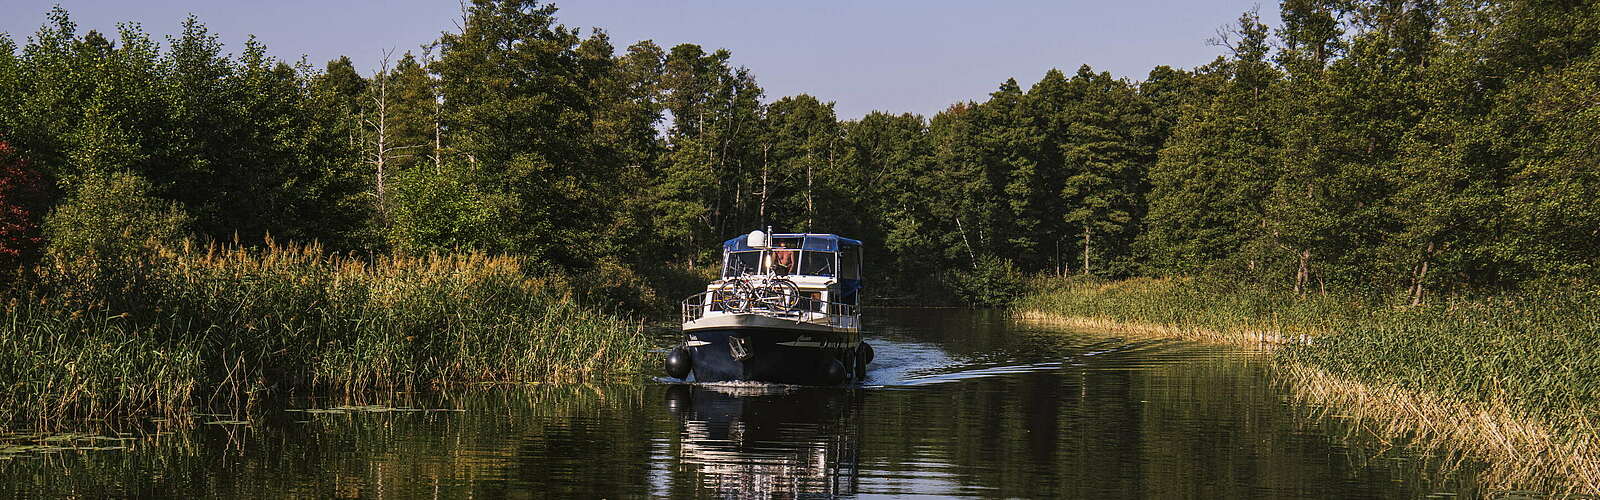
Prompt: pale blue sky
<box><xmin>3</xmin><ymin>1</ymin><xmax>1280</xmax><ymax>119</ymax></box>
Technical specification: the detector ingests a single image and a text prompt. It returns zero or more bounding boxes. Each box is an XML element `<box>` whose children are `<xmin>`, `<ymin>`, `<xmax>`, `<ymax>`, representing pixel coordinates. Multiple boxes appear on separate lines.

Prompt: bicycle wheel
<box><xmin>765</xmin><ymin>279</ymin><xmax>801</xmax><ymax>312</ymax></box>
<box><xmin>716</xmin><ymin>279</ymin><xmax>755</xmax><ymax>313</ymax></box>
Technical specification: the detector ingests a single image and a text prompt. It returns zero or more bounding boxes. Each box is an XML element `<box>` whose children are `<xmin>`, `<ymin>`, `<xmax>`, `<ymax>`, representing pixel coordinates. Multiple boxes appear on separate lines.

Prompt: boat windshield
<box><xmin>724</xmin><ymin>251</ymin><xmax>760</xmax><ymax>277</ymax></box>
<box><xmin>799</xmin><ymin>250</ymin><xmax>835</xmax><ymax>276</ymax></box>
<box><xmin>725</xmin><ymin>249</ymin><xmax>842</xmax><ymax>277</ymax></box>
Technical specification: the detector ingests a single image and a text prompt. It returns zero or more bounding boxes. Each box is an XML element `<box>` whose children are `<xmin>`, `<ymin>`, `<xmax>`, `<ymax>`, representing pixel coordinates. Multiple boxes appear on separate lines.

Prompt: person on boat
<box><xmin>770</xmin><ymin>239</ymin><xmax>797</xmax><ymax>275</ymax></box>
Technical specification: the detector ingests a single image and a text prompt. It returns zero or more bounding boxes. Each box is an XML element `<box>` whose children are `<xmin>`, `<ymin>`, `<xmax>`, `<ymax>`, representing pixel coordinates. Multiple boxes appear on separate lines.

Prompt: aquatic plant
<box><xmin>1016</xmin><ymin>275</ymin><xmax>1600</xmax><ymax>493</ymax></box>
<box><xmin>947</xmin><ymin>255</ymin><xmax>1028</xmax><ymax>308</ymax></box>
<box><xmin>1277</xmin><ymin>362</ymin><xmax>1600</xmax><ymax>495</ymax></box>
<box><xmin>0</xmin><ymin>239</ymin><xmax>650</xmax><ymax>430</ymax></box>
<box><xmin>1014</xmin><ymin>275</ymin><xmax>1361</xmax><ymax>344</ymax></box>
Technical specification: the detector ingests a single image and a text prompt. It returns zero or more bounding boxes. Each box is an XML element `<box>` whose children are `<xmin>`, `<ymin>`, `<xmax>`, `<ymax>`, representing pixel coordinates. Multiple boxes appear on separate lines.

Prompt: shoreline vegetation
<box><xmin>1015</xmin><ymin>277</ymin><xmax>1600</xmax><ymax>494</ymax></box>
<box><xmin>0</xmin><ymin>239</ymin><xmax>652</xmax><ymax>431</ymax></box>
<box><xmin>2</xmin><ymin>1</ymin><xmax>1599</xmax><ymax>494</ymax></box>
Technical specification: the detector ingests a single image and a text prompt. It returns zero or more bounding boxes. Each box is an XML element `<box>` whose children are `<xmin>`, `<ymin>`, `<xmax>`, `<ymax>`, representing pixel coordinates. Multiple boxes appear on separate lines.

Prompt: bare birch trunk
<box><xmin>370</xmin><ymin>52</ymin><xmax>393</xmax><ymax>221</ymax></box>
<box><xmin>805</xmin><ymin>154</ymin><xmax>814</xmax><ymax>232</ymax></box>
<box><xmin>433</xmin><ymin>95</ymin><xmax>443</xmax><ymax>174</ymax></box>
<box><xmin>364</xmin><ymin>50</ymin><xmax>427</xmax><ymax>223</ymax></box>
<box><xmin>955</xmin><ymin>214</ymin><xmax>977</xmax><ymax>269</ymax></box>
<box><xmin>375</xmin><ymin>74</ymin><xmax>387</xmax><ymax>219</ymax></box>
<box><xmin>1082</xmin><ymin>227</ymin><xmax>1091</xmax><ymax>276</ymax></box>
<box><xmin>1410</xmin><ymin>241</ymin><xmax>1435</xmax><ymax>306</ymax></box>
<box><xmin>1295</xmin><ymin>248</ymin><xmax>1311</xmax><ymax>295</ymax></box>
<box><xmin>759</xmin><ymin>144</ymin><xmax>769</xmax><ymax>223</ymax></box>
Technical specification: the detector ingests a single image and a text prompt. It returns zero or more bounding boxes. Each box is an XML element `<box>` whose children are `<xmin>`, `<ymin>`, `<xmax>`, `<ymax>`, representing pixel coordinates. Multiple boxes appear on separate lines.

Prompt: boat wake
<box><xmin>657</xmin><ymin>330</ymin><xmax>1208</xmax><ymax>392</ymax></box>
<box><xmin>863</xmin><ymin>335</ymin><xmax>1205</xmax><ymax>388</ymax></box>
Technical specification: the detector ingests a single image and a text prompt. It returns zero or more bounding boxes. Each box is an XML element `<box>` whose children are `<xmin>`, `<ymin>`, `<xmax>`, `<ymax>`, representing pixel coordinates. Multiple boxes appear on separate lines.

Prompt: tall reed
<box><xmin>1017</xmin><ymin>275</ymin><xmax>1600</xmax><ymax>492</ymax></box>
<box><xmin>1014</xmin><ymin>276</ymin><xmax>1365</xmax><ymax>344</ymax></box>
<box><xmin>0</xmin><ymin>239</ymin><xmax>650</xmax><ymax>429</ymax></box>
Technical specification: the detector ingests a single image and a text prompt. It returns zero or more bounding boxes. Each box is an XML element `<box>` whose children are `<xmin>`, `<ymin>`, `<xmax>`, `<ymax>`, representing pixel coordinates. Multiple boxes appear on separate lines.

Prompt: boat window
<box><xmin>799</xmin><ymin>250</ymin><xmax>836</xmax><ymax>276</ymax></box>
<box><xmin>724</xmin><ymin>251</ymin><xmax>759</xmax><ymax>277</ymax></box>
<box><xmin>765</xmin><ymin>237</ymin><xmax>804</xmax><ymax>275</ymax></box>
<box><xmin>839</xmin><ymin>246</ymin><xmax>860</xmax><ymax>280</ymax></box>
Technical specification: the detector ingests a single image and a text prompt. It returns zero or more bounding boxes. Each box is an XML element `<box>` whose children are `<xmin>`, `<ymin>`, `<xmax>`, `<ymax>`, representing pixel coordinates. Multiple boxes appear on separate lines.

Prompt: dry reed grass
<box><xmin>1278</xmin><ymin>363</ymin><xmax>1600</xmax><ymax>495</ymax></box>
<box><xmin>0</xmin><ymin>239</ymin><xmax>651</xmax><ymax>431</ymax></box>
<box><xmin>1014</xmin><ymin>310</ymin><xmax>1305</xmax><ymax>347</ymax></box>
<box><xmin>1015</xmin><ymin>276</ymin><xmax>1600</xmax><ymax>495</ymax></box>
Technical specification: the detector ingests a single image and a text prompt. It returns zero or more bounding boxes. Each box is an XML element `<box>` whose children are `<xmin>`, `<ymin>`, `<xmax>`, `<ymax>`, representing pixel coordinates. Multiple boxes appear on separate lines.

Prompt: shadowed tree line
<box><xmin>2</xmin><ymin>0</ymin><xmax>1599</xmax><ymax>306</ymax></box>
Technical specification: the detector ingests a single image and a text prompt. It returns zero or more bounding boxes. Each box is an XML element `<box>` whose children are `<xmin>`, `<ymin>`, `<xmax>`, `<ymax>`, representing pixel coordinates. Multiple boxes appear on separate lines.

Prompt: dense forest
<box><xmin>2</xmin><ymin>0</ymin><xmax>1599</xmax><ymax>306</ymax></box>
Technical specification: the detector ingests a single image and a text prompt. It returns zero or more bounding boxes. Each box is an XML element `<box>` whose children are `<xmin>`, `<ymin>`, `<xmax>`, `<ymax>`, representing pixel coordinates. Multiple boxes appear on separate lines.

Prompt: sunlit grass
<box><xmin>1277</xmin><ymin>362</ymin><xmax>1600</xmax><ymax>495</ymax></box>
<box><xmin>0</xmin><ymin>239</ymin><xmax>650</xmax><ymax>430</ymax></box>
<box><xmin>1014</xmin><ymin>276</ymin><xmax>1355</xmax><ymax>344</ymax></box>
<box><xmin>1017</xmin><ymin>275</ymin><xmax>1600</xmax><ymax>493</ymax></box>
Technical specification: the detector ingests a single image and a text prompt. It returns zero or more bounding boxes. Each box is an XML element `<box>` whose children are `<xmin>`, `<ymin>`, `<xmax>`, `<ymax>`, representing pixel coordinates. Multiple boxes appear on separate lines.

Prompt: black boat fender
<box><xmin>853</xmin><ymin>342</ymin><xmax>874</xmax><ymax>380</ymax></box>
<box><xmin>665</xmin><ymin>345</ymin><xmax>693</xmax><ymax>379</ymax></box>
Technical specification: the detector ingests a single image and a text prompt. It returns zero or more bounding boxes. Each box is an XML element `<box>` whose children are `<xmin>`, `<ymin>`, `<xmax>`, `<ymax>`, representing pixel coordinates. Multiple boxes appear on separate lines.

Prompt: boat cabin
<box><xmin>720</xmin><ymin>232</ymin><xmax>862</xmax><ymax>305</ymax></box>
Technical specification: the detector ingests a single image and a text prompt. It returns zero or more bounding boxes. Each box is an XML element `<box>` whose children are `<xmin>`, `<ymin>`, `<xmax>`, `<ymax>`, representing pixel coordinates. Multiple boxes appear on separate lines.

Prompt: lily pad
<box><xmin>203</xmin><ymin>420</ymin><xmax>250</xmax><ymax>425</ymax></box>
<box><xmin>41</xmin><ymin>433</ymin><xmax>91</xmax><ymax>443</ymax></box>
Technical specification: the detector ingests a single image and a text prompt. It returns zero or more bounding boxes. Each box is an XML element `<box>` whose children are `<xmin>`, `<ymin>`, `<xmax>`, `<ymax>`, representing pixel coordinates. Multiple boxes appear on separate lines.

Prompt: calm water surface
<box><xmin>2</xmin><ymin>309</ymin><xmax>1488</xmax><ymax>498</ymax></box>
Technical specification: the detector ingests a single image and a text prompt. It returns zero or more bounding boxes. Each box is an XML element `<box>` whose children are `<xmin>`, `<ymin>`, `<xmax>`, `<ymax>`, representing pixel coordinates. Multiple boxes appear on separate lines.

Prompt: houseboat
<box><xmin>664</xmin><ymin>230</ymin><xmax>872</xmax><ymax>385</ymax></box>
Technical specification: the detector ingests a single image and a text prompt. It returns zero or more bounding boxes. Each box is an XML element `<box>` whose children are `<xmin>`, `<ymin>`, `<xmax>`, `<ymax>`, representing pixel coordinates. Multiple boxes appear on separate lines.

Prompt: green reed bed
<box><xmin>1281</xmin><ymin>291</ymin><xmax>1600</xmax><ymax>435</ymax></box>
<box><xmin>1018</xmin><ymin>276</ymin><xmax>1600</xmax><ymax>492</ymax></box>
<box><xmin>0</xmin><ymin>241</ymin><xmax>650</xmax><ymax>429</ymax></box>
<box><xmin>1018</xmin><ymin>276</ymin><xmax>1600</xmax><ymax>433</ymax></box>
<box><xmin>1015</xmin><ymin>276</ymin><xmax>1370</xmax><ymax>343</ymax></box>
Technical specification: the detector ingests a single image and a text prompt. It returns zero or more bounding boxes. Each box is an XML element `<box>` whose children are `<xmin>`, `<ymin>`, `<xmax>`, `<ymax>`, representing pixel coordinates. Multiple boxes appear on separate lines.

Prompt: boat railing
<box><xmin>681</xmin><ymin>289</ymin><xmax>860</xmax><ymax>328</ymax></box>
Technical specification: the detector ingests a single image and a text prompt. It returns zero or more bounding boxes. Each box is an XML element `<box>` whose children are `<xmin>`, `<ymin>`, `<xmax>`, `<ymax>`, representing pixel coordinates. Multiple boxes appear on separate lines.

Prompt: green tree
<box><xmin>927</xmin><ymin>102</ymin><xmax>993</xmax><ymax>268</ymax></box>
<box><xmin>1499</xmin><ymin>51</ymin><xmax>1600</xmax><ymax>280</ymax></box>
<box><xmin>653</xmin><ymin>138</ymin><xmax>718</xmax><ymax>265</ymax></box>
<box><xmin>43</xmin><ymin>171</ymin><xmax>189</xmax><ymax>261</ymax></box>
<box><xmin>976</xmin><ymin>79</ymin><xmax>1044</xmax><ymax>266</ymax></box>
<box><xmin>761</xmin><ymin>94</ymin><xmax>840</xmax><ymax>232</ymax></box>
<box><xmin>1141</xmin><ymin>11</ymin><xmax>1281</xmax><ymax>277</ymax></box>
<box><xmin>575</xmin><ymin>38</ymin><xmax>668</xmax><ymax>268</ymax></box>
<box><xmin>658</xmin><ymin>43</ymin><xmax>765</xmax><ymax>258</ymax></box>
<box><xmin>431</xmin><ymin>0</ymin><xmax>611</xmax><ymax>265</ymax></box>
<box><xmin>1057</xmin><ymin>66</ymin><xmax>1153</xmax><ymax>277</ymax></box>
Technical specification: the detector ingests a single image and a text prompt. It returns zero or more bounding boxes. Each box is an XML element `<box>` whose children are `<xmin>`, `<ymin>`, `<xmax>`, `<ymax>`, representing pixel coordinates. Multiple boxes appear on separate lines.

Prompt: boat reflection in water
<box><xmin>665</xmin><ymin>383</ymin><xmax>861</xmax><ymax>497</ymax></box>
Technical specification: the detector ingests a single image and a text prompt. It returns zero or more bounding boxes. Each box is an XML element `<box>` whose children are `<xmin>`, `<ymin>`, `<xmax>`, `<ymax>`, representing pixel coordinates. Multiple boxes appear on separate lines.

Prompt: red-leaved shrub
<box><xmin>0</xmin><ymin>141</ymin><xmax>51</xmax><ymax>270</ymax></box>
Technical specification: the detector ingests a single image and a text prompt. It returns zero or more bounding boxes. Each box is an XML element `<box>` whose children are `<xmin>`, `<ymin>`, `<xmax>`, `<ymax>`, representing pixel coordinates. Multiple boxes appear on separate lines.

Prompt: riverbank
<box><xmin>0</xmin><ymin>241</ymin><xmax>651</xmax><ymax>431</ymax></box>
<box><xmin>1015</xmin><ymin>276</ymin><xmax>1600</xmax><ymax>494</ymax></box>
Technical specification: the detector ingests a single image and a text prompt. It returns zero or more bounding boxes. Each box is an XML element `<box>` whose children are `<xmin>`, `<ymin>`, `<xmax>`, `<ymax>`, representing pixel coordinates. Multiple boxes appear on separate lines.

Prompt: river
<box><xmin>1</xmin><ymin>308</ymin><xmax>1490</xmax><ymax>498</ymax></box>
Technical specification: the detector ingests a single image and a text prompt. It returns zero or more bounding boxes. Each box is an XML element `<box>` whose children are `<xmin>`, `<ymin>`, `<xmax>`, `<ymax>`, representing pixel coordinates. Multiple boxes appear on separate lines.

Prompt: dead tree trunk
<box><xmin>364</xmin><ymin>50</ymin><xmax>422</xmax><ymax>223</ymax></box>
<box><xmin>433</xmin><ymin>91</ymin><xmax>443</xmax><ymax>174</ymax></box>
<box><xmin>1081</xmin><ymin>227</ymin><xmax>1091</xmax><ymax>276</ymax></box>
<box><xmin>1410</xmin><ymin>241</ymin><xmax>1436</xmax><ymax>306</ymax></box>
<box><xmin>368</xmin><ymin>52</ymin><xmax>394</xmax><ymax>222</ymax></box>
<box><xmin>1294</xmin><ymin>248</ymin><xmax>1311</xmax><ymax>295</ymax></box>
<box><xmin>805</xmin><ymin>154</ymin><xmax>815</xmax><ymax>232</ymax></box>
<box><xmin>759</xmin><ymin>143</ymin><xmax>770</xmax><ymax>224</ymax></box>
<box><xmin>955</xmin><ymin>214</ymin><xmax>977</xmax><ymax>269</ymax></box>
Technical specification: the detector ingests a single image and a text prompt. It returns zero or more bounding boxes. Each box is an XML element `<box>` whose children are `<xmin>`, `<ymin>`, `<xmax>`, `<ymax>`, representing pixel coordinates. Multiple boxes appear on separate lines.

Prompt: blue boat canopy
<box><xmin>723</xmin><ymin>233</ymin><xmax>863</xmax><ymax>252</ymax></box>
